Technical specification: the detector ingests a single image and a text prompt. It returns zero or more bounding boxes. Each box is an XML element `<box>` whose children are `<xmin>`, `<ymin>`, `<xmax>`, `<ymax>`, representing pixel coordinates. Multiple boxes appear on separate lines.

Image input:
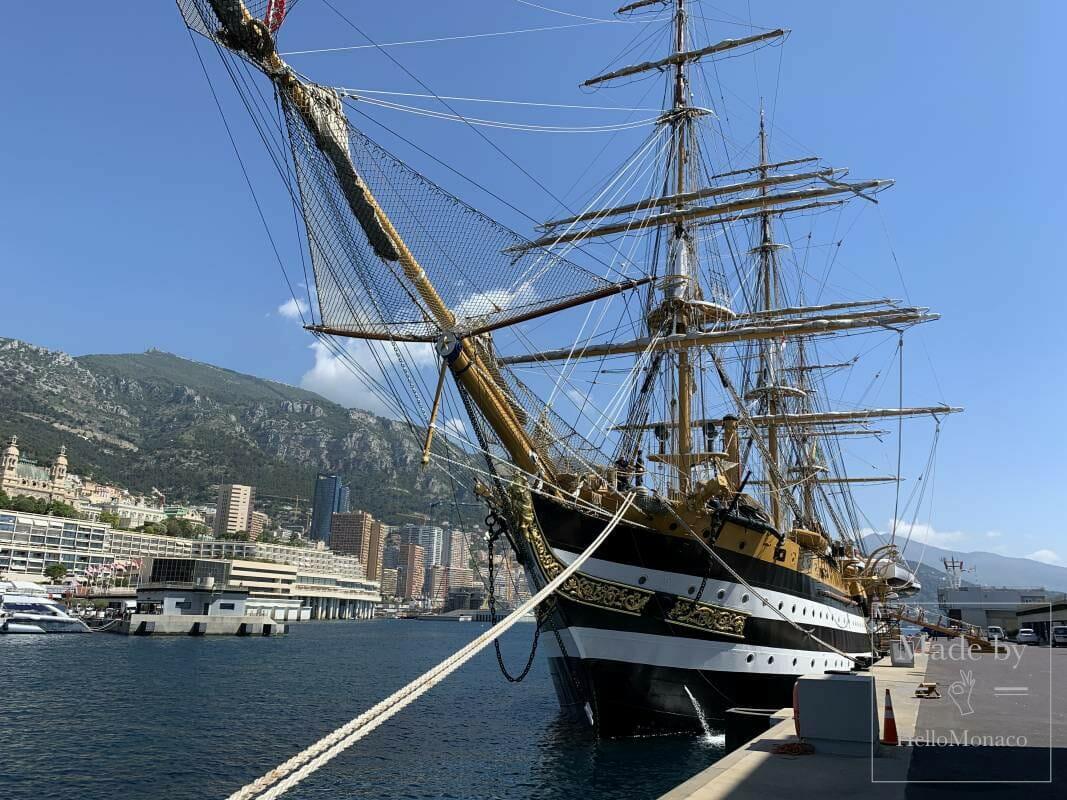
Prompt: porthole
<box><xmin>778</xmin><ymin>601</ymin><xmax>783</xmax><ymax>610</ymax></box>
<box><xmin>637</xmin><ymin>576</ymin><xmax>647</xmax><ymax>585</ymax></box>
<box><xmin>741</xmin><ymin>593</ymin><xmax>749</xmax><ymax>603</ymax></box>
<box><xmin>738</xmin><ymin>541</ymin><xmax>746</xmax><ymax>550</ymax></box>
<box><xmin>669</xmin><ymin>522</ymin><xmax>678</xmax><ymax>531</ymax></box>
<box><xmin>802</xmin><ymin>608</ymin><xmax>807</xmax><ymax>616</ymax></box>
<box><xmin>792</xmin><ymin>657</ymin><xmax>798</xmax><ymax>666</ymax></box>
<box><xmin>811</xmin><ymin>659</ymin><xmax>816</xmax><ymax>667</ymax></box>
<box><xmin>791</xmin><ymin>605</ymin><xmax>796</xmax><ymax>613</ymax></box>
<box><xmin>717</xmin><ymin>589</ymin><xmax>726</xmax><ymax>600</ymax></box>
<box><xmin>768</xmin><ymin>656</ymin><xmax>774</xmax><ymax>664</ymax></box>
<box><xmin>687</xmin><ymin>585</ymin><xmax>695</xmax><ymax>595</ymax></box>
<box><xmin>746</xmin><ymin>653</ymin><xmax>754</xmax><ymax>663</ymax></box>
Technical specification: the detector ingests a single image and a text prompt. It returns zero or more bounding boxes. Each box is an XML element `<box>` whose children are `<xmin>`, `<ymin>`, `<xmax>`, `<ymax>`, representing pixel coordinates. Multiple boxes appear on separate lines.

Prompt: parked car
<box><xmin>1051</xmin><ymin>626</ymin><xmax>1067</xmax><ymax>648</ymax></box>
<box><xmin>1015</xmin><ymin>628</ymin><xmax>1040</xmax><ymax>645</ymax></box>
<box><xmin>986</xmin><ymin>625</ymin><xmax>1006</xmax><ymax>640</ymax></box>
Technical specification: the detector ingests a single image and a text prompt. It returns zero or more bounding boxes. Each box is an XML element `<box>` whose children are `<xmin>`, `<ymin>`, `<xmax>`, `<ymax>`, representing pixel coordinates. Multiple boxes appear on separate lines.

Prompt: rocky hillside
<box><xmin>0</xmin><ymin>338</ymin><xmax>473</xmax><ymax>522</ymax></box>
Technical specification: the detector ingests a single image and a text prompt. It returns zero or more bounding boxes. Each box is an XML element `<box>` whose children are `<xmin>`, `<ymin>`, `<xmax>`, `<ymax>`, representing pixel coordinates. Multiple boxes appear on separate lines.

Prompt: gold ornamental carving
<box><xmin>666</xmin><ymin>598</ymin><xmax>748</xmax><ymax>638</ymax></box>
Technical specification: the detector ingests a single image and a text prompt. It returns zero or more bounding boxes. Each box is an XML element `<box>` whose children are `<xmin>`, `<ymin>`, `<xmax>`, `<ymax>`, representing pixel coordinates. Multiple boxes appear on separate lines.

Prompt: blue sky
<box><xmin>2</xmin><ymin>2</ymin><xmax>1064</xmax><ymax>563</ymax></box>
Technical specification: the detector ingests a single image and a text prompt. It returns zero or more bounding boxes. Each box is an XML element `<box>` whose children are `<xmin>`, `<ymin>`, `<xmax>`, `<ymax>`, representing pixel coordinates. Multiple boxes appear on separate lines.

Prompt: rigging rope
<box><xmin>226</xmin><ymin>494</ymin><xmax>636</xmax><ymax>800</ymax></box>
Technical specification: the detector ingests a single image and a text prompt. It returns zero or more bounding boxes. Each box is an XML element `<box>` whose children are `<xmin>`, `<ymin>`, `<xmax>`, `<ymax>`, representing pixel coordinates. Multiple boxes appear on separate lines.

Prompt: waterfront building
<box><xmin>309</xmin><ymin>473</ymin><xmax>348</xmax><ymax>544</ymax></box>
<box><xmin>0</xmin><ymin>510</ymin><xmax>380</xmax><ymax>619</ymax></box>
<box><xmin>938</xmin><ymin>584</ymin><xmax>1067</xmax><ymax>632</ymax></box>
<box><xmin>214</xmin><ymin>483</ymin><xmax>255</xmax><ymax>537</ymax></box>
<box><xmin>249</xmin><ymin>510</ymin><xmax>270</xmax><ymax>541</ymax></box>
<box><xmin>401</xmin><ymin>523</ymin><xmax>444</xmax><ymax>567</ymax></box>
<box><xmin>1</xmin><ymin>436</ymin><xmax>74</xmax><ymax>503</ymax></box>
<box><xmin>396</xmin><ymin>543</ymin><xmax>425</xmax><ymax>600</ymax></box>
<box><xmin>380</xmin><ymin>567</ymin><xmax>398</xmax><ymax>598</ymax></box>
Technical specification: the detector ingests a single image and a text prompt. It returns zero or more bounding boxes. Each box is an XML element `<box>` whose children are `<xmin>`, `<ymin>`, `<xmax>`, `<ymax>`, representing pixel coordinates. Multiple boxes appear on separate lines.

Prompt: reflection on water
<box><xmin>1</xmin><ymin>621</ymin><xmax>722</xmax><ymax>800</ymax></box>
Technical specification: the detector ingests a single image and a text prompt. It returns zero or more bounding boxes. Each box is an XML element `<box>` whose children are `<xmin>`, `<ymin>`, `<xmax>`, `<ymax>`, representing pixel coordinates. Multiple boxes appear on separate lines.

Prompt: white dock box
<box><xmin>794</xmin><ymin>672</ymin><xmax>878</xmax><ymax>756</ymax></box>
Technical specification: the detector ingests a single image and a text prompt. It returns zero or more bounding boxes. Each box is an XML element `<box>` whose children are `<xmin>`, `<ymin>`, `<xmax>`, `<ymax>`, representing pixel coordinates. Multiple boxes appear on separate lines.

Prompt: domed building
<box><xmin>1</xmin><ymin>435</ymin><xmax>74</xmax><ymax>503</ymax></box>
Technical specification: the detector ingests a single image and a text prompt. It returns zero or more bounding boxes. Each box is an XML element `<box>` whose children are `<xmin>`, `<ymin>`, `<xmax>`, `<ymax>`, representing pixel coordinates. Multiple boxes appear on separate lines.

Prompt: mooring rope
<box><xmin>227</xmin><ymin>493</ymin><xmax>637</xmax><ymax>800</ymax></box>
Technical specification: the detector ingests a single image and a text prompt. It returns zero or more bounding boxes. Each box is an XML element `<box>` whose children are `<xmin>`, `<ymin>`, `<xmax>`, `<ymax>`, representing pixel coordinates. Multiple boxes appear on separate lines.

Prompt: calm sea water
<box><xmin>1</xmin><ymin>620</ymin><xmax>722</xmax><ymax>800</ymax></box>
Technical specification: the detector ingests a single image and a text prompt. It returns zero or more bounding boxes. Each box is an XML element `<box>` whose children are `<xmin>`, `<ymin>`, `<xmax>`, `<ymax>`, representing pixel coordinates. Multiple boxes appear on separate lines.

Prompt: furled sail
<box><xmin>179</xmin><ymin>0</ymin><xmax>633</xmax><ymax>343</ymax></box>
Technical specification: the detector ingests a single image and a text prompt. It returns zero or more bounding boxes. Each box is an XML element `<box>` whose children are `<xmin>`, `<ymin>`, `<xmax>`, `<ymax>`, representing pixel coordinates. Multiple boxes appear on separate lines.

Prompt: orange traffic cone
<box><xmin>881</xmin><ymin>688</ymin><xmax>899</xmax><ymax>745</ymax></box>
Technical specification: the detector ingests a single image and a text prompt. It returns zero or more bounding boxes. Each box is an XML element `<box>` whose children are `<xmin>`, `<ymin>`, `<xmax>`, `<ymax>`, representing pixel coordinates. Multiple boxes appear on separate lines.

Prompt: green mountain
<box><xmin>0</xmin><ymin>337</ymin><xmax>473</xmax><ymax>523</ymax></box>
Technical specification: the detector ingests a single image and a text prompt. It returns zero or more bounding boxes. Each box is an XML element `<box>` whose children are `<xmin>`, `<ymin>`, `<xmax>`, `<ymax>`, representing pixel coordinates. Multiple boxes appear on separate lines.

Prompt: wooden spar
<box><xmin>583</xmin><ymin>29</ymin><xmax>788</xmax><ymax>87</ymax></box>
<box><xmin>304</xmin><ymin>325</ymin><xmax>434</xmax><ymax>343</ymax></box>
<box><xmin>421</xmin><ymin>361</ymin><xmax>448</xmax><ymax>465</ymax></box>
<box><xmin>206</xmin><ymin>0</ymin><xmax>546</xmax><ymax>479</ymax></box>
<box><xmin>611</xmin><ymin>405</ymin><xmax>962</xmax><ymax>432</ymax></box>
<box><xmin>509</xmin><ymin>180</ymin><xmax>891</xmax><ymax>252</ymax></box>
<box><xmin>305</xmin><ymin>276</ymin><xmax>652</xmax><ymax>341</ymax></box>
<box><xmin>749</xmin><ymin>476</ymin><xmax>900</xmax><ymax>485</ymax></box>
<box><xmin>538</xmin><ymin>168</ymin><xmax>841</xmax><ymax>231</ymax></box>
<box><xmin>706</xmin><ymin>156</ymin><xmax>819</xmax><ymax>181</ymax></box>
<box><xmin>617</xmin><ymin>0</ymin><xmax>665</xmax><ymax>13</ymax></box>
<box><xmin>464</xmin><ymin>277</ymin><xmax>652</xmax><ymax>335</ymax></box>
<box><xmin>734</xmin><ymin>298</ymin><xmax>894</xmax><ymax>321</ymax></box>
<box><xmin>498</xmin><ymin>307</ymin><xmax>938</xmax><ymax>364</ymax></box>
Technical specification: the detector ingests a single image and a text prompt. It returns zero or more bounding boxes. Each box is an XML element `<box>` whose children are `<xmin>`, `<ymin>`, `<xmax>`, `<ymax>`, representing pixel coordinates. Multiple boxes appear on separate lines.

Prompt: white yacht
<box><xmin>0</xmin><ymin>581</ymin><xmax>89</xmax><ymax>634</ymax></box>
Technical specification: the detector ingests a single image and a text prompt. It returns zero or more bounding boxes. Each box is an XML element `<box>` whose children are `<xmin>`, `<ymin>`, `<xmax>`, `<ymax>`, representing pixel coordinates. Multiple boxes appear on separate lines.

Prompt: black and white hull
<box><xmin>523</xmin><ymin>495</ymin><xmax>872</xmax><ymax>738</ymax></box>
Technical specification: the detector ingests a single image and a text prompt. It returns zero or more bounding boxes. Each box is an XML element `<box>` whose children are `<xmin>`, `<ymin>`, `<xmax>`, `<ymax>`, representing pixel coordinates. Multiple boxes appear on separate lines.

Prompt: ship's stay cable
<box><xmin>281</xmin><ymin>19</ymin><xmax>652</xmax><ymax>55</ymax></box>
<box><xmin>187</xmin><ymin>31</ymin><xmax>308</xmax><ymax>327</ymax></box>
<box><xmin>320</xmin><ymin>0</ymin><xmax>636</xmax><ymax>280</ymax></box>
<box><xmin>226</xmin><ymin>495</ymin><xmax>636</xmax><ymax>800</ymax></box>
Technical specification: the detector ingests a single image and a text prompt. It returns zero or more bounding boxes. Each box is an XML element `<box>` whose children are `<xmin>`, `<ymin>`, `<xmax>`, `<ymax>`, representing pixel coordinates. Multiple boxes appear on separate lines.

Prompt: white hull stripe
<box><xmin>543</xmin><ymin>625</ymin><xmax>868</xmax><ymax>677</ymax></box>
<box><xmin>552</xmin><ymin>547</ymin><xmax>868</xmax><ymax>634</ymax></box>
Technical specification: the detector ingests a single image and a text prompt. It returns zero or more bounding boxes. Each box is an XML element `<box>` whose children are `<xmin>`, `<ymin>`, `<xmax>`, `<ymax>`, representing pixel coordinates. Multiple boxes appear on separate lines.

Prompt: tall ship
<box><xmin>177</xmin><ymin>0</ymin><xmax>958</xmax><ymax>736</ymax></box>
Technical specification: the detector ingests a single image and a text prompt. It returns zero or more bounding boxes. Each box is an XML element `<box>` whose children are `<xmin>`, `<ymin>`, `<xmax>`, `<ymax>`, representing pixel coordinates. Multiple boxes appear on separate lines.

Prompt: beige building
<box><xmin>1</xmin><ymin>436</ymin><xmax>73</xmax><ymax>503</ymax></box>
<box><xmin>397</xmin><ymin>543</ymin><xmax>425</xmax><ymax>600</ymax></box>
<box><xmin>249</xmin><ymin>511</ymin><xmax>270</xmax><ymax>541</ymax></box>
<box><xmin>214</xmin><ymin>483</ymin><xmax>255</xmax><ymax>536</ymax></box>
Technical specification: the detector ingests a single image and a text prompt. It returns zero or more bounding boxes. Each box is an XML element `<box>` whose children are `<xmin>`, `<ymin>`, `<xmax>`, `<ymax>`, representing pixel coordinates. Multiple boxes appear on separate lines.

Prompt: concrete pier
<box><xmin>112</xmin><ymin>613</ymin><xmax>288</xmax><ymax>636</ymax></box>
<box><xmin>662</xmin><ymin>644</ymin><xmax>1065</xmax><ymax>800</ymax></box>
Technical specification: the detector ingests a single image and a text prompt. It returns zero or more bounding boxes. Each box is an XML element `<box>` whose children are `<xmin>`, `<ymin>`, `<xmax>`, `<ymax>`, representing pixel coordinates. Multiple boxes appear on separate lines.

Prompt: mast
<box><xmin>756</xmin><ymin>109</ymin><xmax>783</xmax><ymax>528</ymax></box>
<box><xmin>670</xmin><ymin>0</ymin><xmax>694</xmax><ymax>493</ymax></box>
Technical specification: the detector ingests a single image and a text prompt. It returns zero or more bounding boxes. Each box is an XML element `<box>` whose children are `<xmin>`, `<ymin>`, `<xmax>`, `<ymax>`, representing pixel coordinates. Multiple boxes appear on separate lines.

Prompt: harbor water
<box><xmin>1</xmin><ymin>620</ymin><xmax>723</xmax><ymax>799</ymax></box>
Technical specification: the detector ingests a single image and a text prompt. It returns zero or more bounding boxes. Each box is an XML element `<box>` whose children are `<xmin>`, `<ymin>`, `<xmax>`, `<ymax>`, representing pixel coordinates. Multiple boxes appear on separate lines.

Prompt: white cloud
<box><xmin>440</xmin><ymin>417</ymin><xmax>470</xmax><ymax>446</ymax></box>
<box><xmin>278</xmin><ymin>297</ymin><xmax>310</xmax><ymax>319</ymax></box>
<box><xmin>1026</xmin><ymin>549</ymin><xmax>1063</xmax><ymax>566</ymax></box>
<box><xmin>885</xmin><ymin>520</ymin><xmax>968</xmax><ymax>549</ymax></box>
<box><xmin>299</xmin><ymin>339</ymin><xmax>435</xmax><ymax>418</ymax></box>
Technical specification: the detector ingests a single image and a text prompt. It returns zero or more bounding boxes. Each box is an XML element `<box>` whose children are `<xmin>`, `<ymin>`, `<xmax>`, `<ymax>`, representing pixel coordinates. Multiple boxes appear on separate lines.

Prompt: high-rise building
<box><xmin>309</xmin><ymin>473</ymin><xmax>348</xmax><ymax>544</ymax></box>
<box><xmin>401</xmin><ymin>523</ymin><xmax>444</xmax><ymax>567</ymax></box>
<box><xmin>249</xmin><ymin>511</ymin><xmax>270</xmax><ymax>541</ymax></box>
<box><xmin>425</xmin><ymin>565</ymin><xmax>449</xmax><ymax>605</ymax></box>
<box><xmin>380</xmin><ymin>568</ymin><xmax>398</xmax><ymax>598</ymax></box>
<box><xmin>214</xmin><ymin>484</ymin><xmax>255</xmax><ymax>537</ymax></box>
<box><xmin>446</xmin><ymin>529</ymin><xmax>470</xmax><ymax>569</ymax></box>
<box><xmin>448</xmin><ymin>567</ymin><xmax>475</xmax><ymax>590</ymax></box>
<box><xmin>396</xmin><ymin>543</ymin><xmax>425</xmax><ymax>600</ymax></box>
<box><xmin>367</xmin><ymin>520</ymin><xmax>387</xmax><ymax>582</ymax></box>
<box><xmin>330</xmin><ymin>511</ymin><xmax>373</xmax><ymax>563</ymax></box>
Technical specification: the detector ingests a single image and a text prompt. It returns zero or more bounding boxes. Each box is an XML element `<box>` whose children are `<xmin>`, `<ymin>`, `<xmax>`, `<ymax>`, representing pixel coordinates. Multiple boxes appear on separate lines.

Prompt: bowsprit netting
<box><xmin>282</xmin><ymin>94</ymin><xmax>616</xmax><ymax>342</ymax></box>
<box><xmin>179</xmin><ymin>0</ymin><xmax>300</xmax><ymax>39</ymax></box>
